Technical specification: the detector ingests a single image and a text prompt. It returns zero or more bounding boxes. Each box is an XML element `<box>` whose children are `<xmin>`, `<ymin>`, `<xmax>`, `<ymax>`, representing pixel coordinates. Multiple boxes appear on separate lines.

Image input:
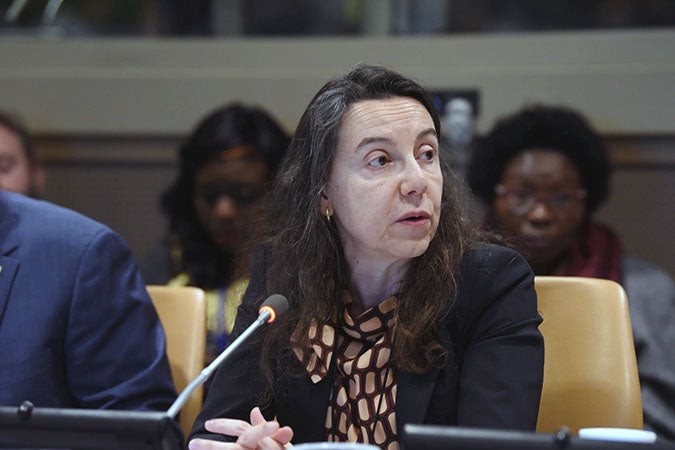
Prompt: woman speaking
<box><xmin>188</xmin><ymin>64</ymin><xmax>544</xmax><ymax>450</ymax></box>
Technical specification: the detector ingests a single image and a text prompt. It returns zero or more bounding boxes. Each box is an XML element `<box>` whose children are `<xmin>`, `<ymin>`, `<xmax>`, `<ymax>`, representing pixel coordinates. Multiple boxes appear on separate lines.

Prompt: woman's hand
<box><xmin>188</xmin><ymin>407</ymin><xmax>294</xmax><ymax>450</ymax></box>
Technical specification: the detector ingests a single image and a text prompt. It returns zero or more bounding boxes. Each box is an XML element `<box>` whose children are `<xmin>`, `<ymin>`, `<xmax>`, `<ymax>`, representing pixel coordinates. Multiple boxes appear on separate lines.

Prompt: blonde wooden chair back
<box><xmin>534</xmin><ymin>276</ymin><xmax>643</xmax><ymax>434</ymax></box>
<box><xmin>147</xmin><ymin>285</ymin><xmax>206</xmax><ymax>440</ymax></box>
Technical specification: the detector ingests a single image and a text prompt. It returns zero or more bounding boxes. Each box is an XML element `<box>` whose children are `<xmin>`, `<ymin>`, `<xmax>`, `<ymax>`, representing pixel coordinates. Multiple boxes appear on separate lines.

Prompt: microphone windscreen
<box><xmin>259</xmin><ymin>294</ymin><xmax>289</xmax><ymax>322</ymax></box>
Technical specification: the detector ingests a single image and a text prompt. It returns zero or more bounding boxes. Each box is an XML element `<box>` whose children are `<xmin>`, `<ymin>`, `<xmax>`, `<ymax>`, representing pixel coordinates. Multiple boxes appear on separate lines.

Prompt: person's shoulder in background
<box><xmin>622</xmin><ymin>254</ymin><xmax>674</xmax><ymax>303</ymax></box>
<box><xmin>621</xmin><ymin>256</ymin><xmax>675</xmax><ymax>441</ymax></box>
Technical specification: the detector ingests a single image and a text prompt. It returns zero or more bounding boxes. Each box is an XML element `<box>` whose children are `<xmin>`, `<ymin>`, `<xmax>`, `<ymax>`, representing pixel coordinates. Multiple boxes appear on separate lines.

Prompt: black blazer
<box><xmin>190</xmin><ymin>244</ymin><xmax>544</xmax><ymax>444</ymax></box>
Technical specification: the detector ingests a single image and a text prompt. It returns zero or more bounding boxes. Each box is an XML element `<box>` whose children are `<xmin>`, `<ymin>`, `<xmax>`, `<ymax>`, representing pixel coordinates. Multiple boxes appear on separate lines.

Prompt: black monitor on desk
<box><xmin>0</xmin><ymin>402</ymin><xmax>183</xmax><ymax>450</ymax></box>
<box><xmin>402</xmin><ymin>424</ymin><xmax>675</xmax><ymax>450</ymax></box>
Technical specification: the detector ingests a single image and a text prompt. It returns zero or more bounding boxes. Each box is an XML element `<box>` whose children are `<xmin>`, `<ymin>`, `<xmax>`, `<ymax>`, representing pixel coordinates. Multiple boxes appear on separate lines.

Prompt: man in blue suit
<box><xmin>0</xmin><ymin>190</ymin><xmax>176</xmax><ymax>410</ymax></box>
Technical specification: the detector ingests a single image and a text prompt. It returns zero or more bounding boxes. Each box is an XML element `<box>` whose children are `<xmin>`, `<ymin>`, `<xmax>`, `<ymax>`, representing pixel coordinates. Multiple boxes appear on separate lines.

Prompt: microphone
<box><xmin>166</xmin><ymin>294</ymin><xmax>289</xmax><ymax>420</ymax></box>
<box><xmin>257</xmin><ymin>293</ymin><xmax>289</xmax><ymax>324</ymax></box>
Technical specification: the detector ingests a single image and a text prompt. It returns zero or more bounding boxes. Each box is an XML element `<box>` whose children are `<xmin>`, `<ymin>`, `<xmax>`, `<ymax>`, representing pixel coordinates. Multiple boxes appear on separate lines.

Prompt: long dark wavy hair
<box><xmin>160</xmin><ymin>103</ymin><xmax>289</xmax><ymax>289</ymax></box>
<box><xmin>245</xmin><ymin>64</ymin><xmax>481</xmax><ymax>397</ymax></box>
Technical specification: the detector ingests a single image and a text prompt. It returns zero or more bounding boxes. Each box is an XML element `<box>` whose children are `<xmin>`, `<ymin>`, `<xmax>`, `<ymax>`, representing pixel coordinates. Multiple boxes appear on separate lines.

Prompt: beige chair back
<box><xmin>534</xmin><ymin>276</ymin><xmax>643</xmax><ymax>434</ymax></box>
<box><xmin>147</xmin><ymin>285</ymin><xmax>206</xmax><ymax>440</ymax></box>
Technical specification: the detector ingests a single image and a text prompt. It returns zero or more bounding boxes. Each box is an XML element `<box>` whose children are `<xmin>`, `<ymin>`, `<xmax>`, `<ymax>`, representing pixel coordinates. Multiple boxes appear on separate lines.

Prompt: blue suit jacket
<box><xmin>0</xmin><ymin>191</ymin><xmax>176</xmax><ymax>411</ymax></box>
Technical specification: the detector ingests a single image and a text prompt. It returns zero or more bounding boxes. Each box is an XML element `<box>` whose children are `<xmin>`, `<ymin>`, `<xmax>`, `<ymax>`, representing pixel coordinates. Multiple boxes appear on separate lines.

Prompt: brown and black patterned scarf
<box><xmin>293</xmin><ymin>294</ymin><xmax>399</xmax><ymax>450</ymax></box>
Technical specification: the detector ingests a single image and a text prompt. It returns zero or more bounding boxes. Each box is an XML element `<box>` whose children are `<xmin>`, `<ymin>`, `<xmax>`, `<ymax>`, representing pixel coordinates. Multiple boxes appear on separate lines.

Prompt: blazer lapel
<box><xmin>285</xmin><ymin>372</ymin><xmax>333</xmax><ymax>442</ymax></box>
<box><xmin>0</xmin><ymin>211</ymin><xmax>19</xmax><ymax>325</ymax></box>
<box><xmin>0</xmin><ymin>257</ymin><xmax>18</xmax><ymax>323</ymax></box>
<box><xmin>396</xmin><ymin>366</ymin><xmax>440</xmax><ymax>431</ymax></box>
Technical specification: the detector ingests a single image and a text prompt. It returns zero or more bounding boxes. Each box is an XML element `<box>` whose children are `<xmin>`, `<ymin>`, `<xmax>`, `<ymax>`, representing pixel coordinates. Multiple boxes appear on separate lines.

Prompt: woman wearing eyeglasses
<box><xmin>141</xmin><ymin>103</ymin><xmax>290</xmax><ymax>365</ymax></box>
<box><xmin>466</xmin><ymin>103</ymin><xmax>675</xmax><ymax>441</ymax></box>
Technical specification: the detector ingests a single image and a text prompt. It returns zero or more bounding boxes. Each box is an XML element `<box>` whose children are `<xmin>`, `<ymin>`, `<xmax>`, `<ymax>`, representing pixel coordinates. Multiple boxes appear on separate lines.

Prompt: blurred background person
<box><xmin>141</xmin><ymin>103</ymin><xmax>289</xmax><ymax>364</ymax></box>
<box><xmin>440</xmin><ymin>96</ymin><xmax>476</xmax><ymax>171</ymax></box>
<box><xmin>466</xmin><ymin>103</ymin><xmax>675</xmax><ymax>440</ymax></box>
<box><xmin>0</xmin><ymin>111</ymin><xmax>45</xmax><ymax>197</ymax></box>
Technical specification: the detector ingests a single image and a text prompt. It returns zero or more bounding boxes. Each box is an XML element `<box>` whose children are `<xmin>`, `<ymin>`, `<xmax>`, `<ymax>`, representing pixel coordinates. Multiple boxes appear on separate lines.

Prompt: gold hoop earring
<box><xmin>325</xmin><ymin>207</ymin><xmax>332</xmax><ymax>223</ymax></box>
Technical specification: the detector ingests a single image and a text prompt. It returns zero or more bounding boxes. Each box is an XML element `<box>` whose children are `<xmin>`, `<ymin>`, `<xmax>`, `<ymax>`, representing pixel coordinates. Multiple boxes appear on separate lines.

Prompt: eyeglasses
<box><xmin>194</xmin><ymin>183</ymin><xmax>265</xmax><ymax>207</ymax></box>
<box><xmin>494</xmin><ymin>184</ymin><xmax>586</xmax><ymax>215</ymax></box>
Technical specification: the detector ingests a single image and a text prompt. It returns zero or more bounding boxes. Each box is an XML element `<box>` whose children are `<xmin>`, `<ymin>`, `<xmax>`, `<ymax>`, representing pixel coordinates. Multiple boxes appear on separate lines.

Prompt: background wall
<box><xmin>1</xmin><ymin>29</ymin><xmax>673</xmax><ymax>274</ymax></box>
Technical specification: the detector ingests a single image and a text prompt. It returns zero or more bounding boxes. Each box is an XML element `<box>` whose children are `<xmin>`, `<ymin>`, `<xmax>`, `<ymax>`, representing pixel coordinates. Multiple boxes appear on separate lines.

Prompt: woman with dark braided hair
<box><xmin>141</xmin><ymin>103</ymin><xmax>289</xmax><ymax>363</ymax></box>
<box><xmin>189</xmin><ymin>65</ymin><xmax>543</xmax><ymax>449</ymax></box>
